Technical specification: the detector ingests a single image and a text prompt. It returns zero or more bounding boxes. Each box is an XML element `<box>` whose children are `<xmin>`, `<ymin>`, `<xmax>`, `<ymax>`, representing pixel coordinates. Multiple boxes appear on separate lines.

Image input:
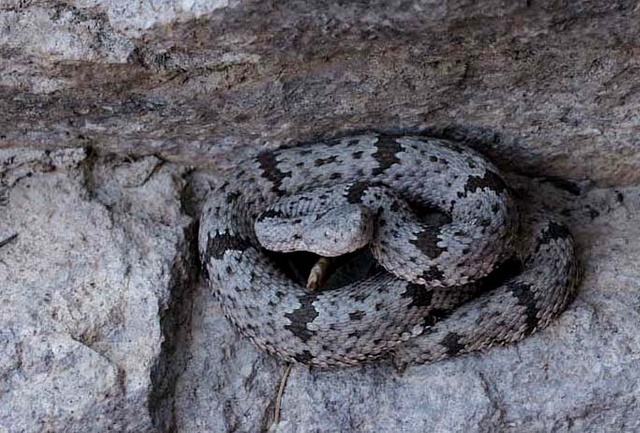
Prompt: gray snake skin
<box><xmin>198</xmin><ymin>134</ymin><xmax>580</xmax><ymax>367</ymax></box>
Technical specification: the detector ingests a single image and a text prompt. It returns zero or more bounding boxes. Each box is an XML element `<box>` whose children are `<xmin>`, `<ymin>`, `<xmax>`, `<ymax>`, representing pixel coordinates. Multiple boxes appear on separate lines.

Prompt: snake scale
<box><xmin>198</xmin><ymin>134</ymin><xmax>580</xmax><ymax>367</ymax></box>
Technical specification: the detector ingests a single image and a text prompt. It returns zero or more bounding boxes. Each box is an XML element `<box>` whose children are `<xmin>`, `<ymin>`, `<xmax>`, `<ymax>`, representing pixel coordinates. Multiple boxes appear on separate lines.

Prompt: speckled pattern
<box><xmin>198</xmin><ymin>134</ymin><xmax>580</xmax><ymax>367</ymax></box>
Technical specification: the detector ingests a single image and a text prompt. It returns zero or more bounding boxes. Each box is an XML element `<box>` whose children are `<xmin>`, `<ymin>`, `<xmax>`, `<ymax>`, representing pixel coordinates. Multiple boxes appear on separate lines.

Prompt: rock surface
<box><xmin>1</xmin><ymin>0</ymin><xmax>640</xmax><ymax>432</ymax></box>
<box><xmin>2</xmin><ymin>146</ymin><xmax>639</xmax><ymax>433</ymax></box>
<box><xmin>0</xmin><ymin>148</ymin><xmax>193</xmax><ymax>432</ymax></box>
<box><xmin>178</xmin><ymin>174</ymin><xmax>640</xmax><ymax>433</ymax></box>
<box><xmin>1</xmin><ymin>1</ymin><xmax>640</xmax><ymax>185</ymax></box>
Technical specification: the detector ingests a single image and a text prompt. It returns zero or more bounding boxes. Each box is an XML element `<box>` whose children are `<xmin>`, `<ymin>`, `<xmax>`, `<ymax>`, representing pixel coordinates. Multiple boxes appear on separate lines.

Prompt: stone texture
<box><xmin>1</xmin><ymin>1</ymin><xmax>640</xmax><ymax>185</ymax></box>
<box><xmin>0</xmin><ymin>148</ymin><xmax>193</xmax><ymax>432</ymax></box>
<box><xmin>4</xmin><ymin>146</ymin><xmax>640</xmax><ymax>432</ymax></box>
<box><xmin>176</xmin><ymin>175</ymin><xmax>640</xmax><ymax>433</ymax></box>
<box><xmin>2</xmin><ymin>0</ymin><xmax>640</xmax><ymax>432</ymax></box>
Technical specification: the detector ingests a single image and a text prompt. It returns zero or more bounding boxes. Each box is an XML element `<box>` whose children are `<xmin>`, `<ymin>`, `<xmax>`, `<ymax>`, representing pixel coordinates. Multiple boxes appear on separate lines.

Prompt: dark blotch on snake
<box><xmin>348</xmin><ymin>329</ymin><xmax>364</xmax><ymax>339</ymax></box>
<box><xmin>410</xmin><ymin>228</ymin><xmax>446</xmax><ymax>259</ymax></box>
<box><xmin>315</xmin><ymin>155</ymin><xmax>338</xmax><ymax>166</ymax></box>
<box><xmin>284</xmin><ymin>293</ymin><xmax>320</xmax><ymax>343</ymax></box>
<box><xmin>422</xmin><ymin>308</ymin><xmax>453</xmax><ymax>329</ymax></box>
<box><xmin>349</xmin><ymin>310</ymin><xmax>366</xmax><ymax>321</ymax></box>
<box><xmin>402</xmin><ymin>283</ymin><xmax>434</xmax><ymax>308</ymax></box>
<box><xmin>256</xmin><ymin>208</ymin><xmax>286</xmax><ymax>222</ymax></box>
<box><xmin>351</xmin><ymin>291</ymin><xmax>369</xmax><ymax>302</ymax></box>
<box><xmin>346</xmin><ymin>181</ymin><xmax>370</xmax><ymax>204</ymax></box>
<box><xmin>225</xmin><ymin>191</ymin><xmax>241</xmax><ymax>204</ymax></box>
<box><xmin>480</xmin><ymin>218</ymin><xmax>492</xmax><ymax>227</ymax></box>
<box><xmin>258</xmin><ymin>151</ymin><xmax>290</xmax><ymax>194</ymax></box>
<box><xmin>507</xmin><ymin>281</ymin><xmax>539</xmax><ymax>336</ymax></box>
<box><xmin>440</xmin><ymin>332</ymin><xmax>466</xmax><ymax>356</ymax></box>
<box><xmin>463</xmin><ymin>170</ymin><xmax>508</xmax><ymax>196</ymax></box>
<box><xmin>420</xmin><ymin>266</ymin><xmax>445</xmax><ymax>282</ymax></box>
<box><xmin>536</xmin><ymin>221</ymin><xmax>571</xmax><ymax>253</ymax></box>
<box><xmin>372</xmin><ymin>136</ymin><xmax>402</xmax><ymax>176</ymax></box>
<box><xmin>293</xmin><ymin>350</ymin><xmax>314</xmax><ymax>363</ymax></box>
<box><xmin>206</xmin><ymin>232</ymin><xmax>251</xmax><ymax>260</ymax></box>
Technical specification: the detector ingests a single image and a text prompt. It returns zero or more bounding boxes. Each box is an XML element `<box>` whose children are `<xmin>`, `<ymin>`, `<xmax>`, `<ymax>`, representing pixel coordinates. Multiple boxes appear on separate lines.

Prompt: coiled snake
<box><xmin>199</xmin><ymin>134</ymin><xmax>579</xmax><ymax>367</ymax></box>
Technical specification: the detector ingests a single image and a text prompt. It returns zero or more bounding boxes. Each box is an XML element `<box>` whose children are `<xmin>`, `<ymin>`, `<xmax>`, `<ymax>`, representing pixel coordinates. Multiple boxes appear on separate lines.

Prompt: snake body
<box><xmin>199</xmin><ymin>134</ymin><xmax>579</xmax><ymax>367</ymax></box>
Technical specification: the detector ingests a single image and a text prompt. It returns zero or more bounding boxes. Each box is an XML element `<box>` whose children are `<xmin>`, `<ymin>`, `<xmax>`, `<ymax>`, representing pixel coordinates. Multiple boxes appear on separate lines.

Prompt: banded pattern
<box><xmin>198</xmin><ymin>134</ymin><xmax>580</xmax><ymax>367</ymax></box>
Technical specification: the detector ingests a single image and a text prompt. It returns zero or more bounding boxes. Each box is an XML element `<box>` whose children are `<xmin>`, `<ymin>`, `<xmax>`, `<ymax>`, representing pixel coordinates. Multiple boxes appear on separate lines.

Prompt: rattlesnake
<box><xmin>198</xmin><ymin>134</ymin><xmax>580</xmax><ymax>367</ymax></box>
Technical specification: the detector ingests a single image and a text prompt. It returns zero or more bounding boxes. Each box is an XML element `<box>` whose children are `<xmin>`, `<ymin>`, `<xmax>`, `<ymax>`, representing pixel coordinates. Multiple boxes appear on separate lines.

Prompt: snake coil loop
<box><xmin>199</xmin><ymin>134</ymin><xmax>579</xmax><ymax>367</ymax></box>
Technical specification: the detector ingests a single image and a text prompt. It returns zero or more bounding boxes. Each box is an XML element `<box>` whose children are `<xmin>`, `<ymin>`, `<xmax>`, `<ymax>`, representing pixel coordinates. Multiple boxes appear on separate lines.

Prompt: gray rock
<box><xmin>175</xmin><ymin>177</ymin><xmax>640</xmax><ymax>433</ymax></box>
<box><xmin>2</xmin><ymin>0</ymin><xmax>640</xmax><ymax>432</ymax></box>
<box><xmin>0</xmin><ymin>148</ymin><xmax>192</xmax><ymax>432</ymax></box>
<box><xmin>1</xmin><ymin>1</ymin><xmax>640</xmax><ymax>186</ymax></box>
<box><xmin>3</xmin><ymin>143</ymin><xmax>640</xmax><ymax>433</ymax></box>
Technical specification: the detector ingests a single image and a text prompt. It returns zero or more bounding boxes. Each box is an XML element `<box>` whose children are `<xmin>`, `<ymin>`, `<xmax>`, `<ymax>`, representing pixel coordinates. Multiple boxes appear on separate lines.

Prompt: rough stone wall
<box><xmin>2</xmin><ymin>1</ymin><xmax>640</xmax><ymax>184</ymax></box>
<box><xmin>1</xmin><ymin>1</ymin><xmax>640</xmax><ymax>432</ymax></box>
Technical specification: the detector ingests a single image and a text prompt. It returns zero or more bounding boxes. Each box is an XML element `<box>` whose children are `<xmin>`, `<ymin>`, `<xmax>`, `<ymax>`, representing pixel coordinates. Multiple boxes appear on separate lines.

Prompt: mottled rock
<box><xmin>2</xmin><ymin>0</ymin><xmax>640</xmax><ymax>432</ymax></box>
<box><xmin>176</xmin><ymin>178</ymin><xmax>640</xmax><ymax>433</ymax></box>
<box><xmin>0</xmin><ymin>148</ymin><xmax>192</xmax><ymax>432</ymax></box>
<box><xmin>1</xmin><ymin>1</ymin><xmax>640</xmax><ymax>185</ymax></box>
<box><xmin>3</xmin><ymin>144</ymin><xmax>640</xmax><ymax>433</ymax></box>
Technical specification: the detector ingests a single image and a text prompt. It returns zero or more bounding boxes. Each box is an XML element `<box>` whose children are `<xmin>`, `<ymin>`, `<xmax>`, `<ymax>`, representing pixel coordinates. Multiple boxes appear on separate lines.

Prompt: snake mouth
<box><xmin>266</xmin><ymin>243</ymin><xmax>524</xmax><ymax>296</ymax></box>
<box><xmin>260</xmin><ymin>202</ymin><xmax>451</xmax><ymax>292</ymax></box>
<box><xmin>259</xmin><ymin>200</ymin><xmax>452</xmax><ymax>292</ymax></box>
<box><xmin>264</xmin><ymin>246</ymin><xmax>383</xmax><ymax>291</ymax></box>
<box><xmin>263</xmin><ymin>242</ymin><xmax>523</xmax><ymax>294</ymax></box>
